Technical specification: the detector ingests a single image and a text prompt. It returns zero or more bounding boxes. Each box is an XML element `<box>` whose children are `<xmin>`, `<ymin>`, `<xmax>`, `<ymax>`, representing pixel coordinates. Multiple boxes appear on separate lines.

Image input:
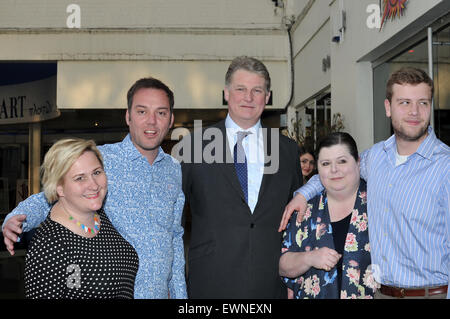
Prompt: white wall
<box><xmin>285</xmin><ymin>0</ymin><xmax>332</xmax><ymax>138</ymax></box>
<box><xmin>286</xmin><ymin>0</ymin><xmax>446</xmax><ymax>151</ymax></box>
<box><xmin>0</xmin><ymin>30</ymin><xmax>288</xmax><ymax>61</ymax></box>
<box><xmin>0</xmin><ymin>0</ymin><xmax>283</xmax><ymax>29</ymax></box>
<box><xmin>329</xmin><ymin>0</ymin><xmax>444</xmax><ymax>150</ymax></box>
<box><xmin>291</xmin><ymin>0</ymin><xmax>331</xmax><ymax>105</ymax></box>
<box><xmin>0</xmin><ymin>0</ymin><xmax>289</xmax><ymax>62</ymax></box>
<box><xmin>1</xmin><ymin>0</ymin><xmax>447</xmax><ymax>138</ymax></box>
<box><xmin>57</xmin><ymin>60</ymin><xmax>289</xmax><ymax>110</ymax></box>
<box><xmin>293</xmin><ymin>20</ymin><xmax>331</xmax><ymax>105</ymax></box>
<box><xmin>0</xmin><ymin>0</ymin><xmax>292</xmax><ymax>110</ymax></box>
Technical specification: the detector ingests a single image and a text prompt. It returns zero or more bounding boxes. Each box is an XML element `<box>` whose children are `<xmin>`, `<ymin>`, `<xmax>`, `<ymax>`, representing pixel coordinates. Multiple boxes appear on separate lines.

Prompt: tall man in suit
<box><xmin>181</xmin><ymin>56</ymin><xmax>302</xmax><ymax>298</ymax></box>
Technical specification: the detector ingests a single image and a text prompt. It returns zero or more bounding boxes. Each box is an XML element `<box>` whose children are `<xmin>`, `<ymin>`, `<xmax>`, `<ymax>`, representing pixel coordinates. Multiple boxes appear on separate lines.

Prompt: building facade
<box><xmin>0</xmin><ymin>0</ymin><xmax>449</xmax><ymax>221</ymax></box>
<box><xmin>286</xmin><ymin>0</ymin><xmax>449</xmax><ymax>151</ymax></box>
<box><xmin>0</xmin><ymin>0</ymin><xmax>449</xmax><ymax>299</ymax></box>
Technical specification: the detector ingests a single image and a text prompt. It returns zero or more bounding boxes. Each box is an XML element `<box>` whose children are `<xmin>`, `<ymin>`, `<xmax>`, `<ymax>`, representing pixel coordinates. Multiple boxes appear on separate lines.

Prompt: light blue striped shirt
<box><xmin>225</xmin><ymin>115</ymin><xmax>264</xmax><ymax>213</ymax></box>
<box><xmin>3</xmin><ymin>135</ymin><xmax>187</xmax><ymax>299</ymax></box>
<box><xmin>296</xmin><ymin>127</ymin><xmax>449</xmax><ymax>298</ymax></box>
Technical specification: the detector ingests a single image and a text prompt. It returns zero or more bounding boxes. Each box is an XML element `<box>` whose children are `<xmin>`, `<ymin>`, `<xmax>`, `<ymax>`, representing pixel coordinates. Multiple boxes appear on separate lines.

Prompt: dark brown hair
<box><xmin>127</xmin><ymin>77</ymin><xmax>174</xmax><ymax>113</ymax></box>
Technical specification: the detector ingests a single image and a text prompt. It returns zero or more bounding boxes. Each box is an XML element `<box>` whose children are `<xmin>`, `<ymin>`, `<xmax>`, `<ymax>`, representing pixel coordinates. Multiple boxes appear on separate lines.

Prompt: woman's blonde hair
<box><xmin>41</xmin><ymin>138</ymin><xmax>104</xmax><ymax>203</ymax></box>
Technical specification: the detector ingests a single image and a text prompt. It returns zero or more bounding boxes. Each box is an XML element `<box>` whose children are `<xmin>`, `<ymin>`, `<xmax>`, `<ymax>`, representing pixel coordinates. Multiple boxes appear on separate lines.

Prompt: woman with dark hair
<box><xmin>299</xmin><ymin>146</ymin><xmax>316</xmax><ymax>184</ymax></box>
<box><xmin>280</xmin><ymin>132</ymin><xmax>376</xmax><ymax>299</ymax></box>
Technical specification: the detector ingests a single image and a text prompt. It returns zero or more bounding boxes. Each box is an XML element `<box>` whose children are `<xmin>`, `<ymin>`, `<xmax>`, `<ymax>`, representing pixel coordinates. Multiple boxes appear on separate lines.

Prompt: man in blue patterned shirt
<box><xmin>279</xmin><ymin>68</ymin><xmax>449</xmax><ymax>299</ymax></box>
<box><xmin>2</xmin><ymin>77</ymin><xmax>187</xmax><ymax>299</ymax></box>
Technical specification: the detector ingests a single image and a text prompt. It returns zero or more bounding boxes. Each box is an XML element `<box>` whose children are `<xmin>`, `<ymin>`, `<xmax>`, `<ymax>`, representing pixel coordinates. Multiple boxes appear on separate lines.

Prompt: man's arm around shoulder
<box><xmin>2</xmin><ymin>192</ymin><xmax>51</xmax><ymax>255</ymax></box>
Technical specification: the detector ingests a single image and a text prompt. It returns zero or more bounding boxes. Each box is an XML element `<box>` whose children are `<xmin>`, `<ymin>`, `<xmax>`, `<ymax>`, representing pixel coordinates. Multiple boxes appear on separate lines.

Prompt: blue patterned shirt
<box><xmin>296</xmin><ymin>127</ymin><xmax>449</xmax><ymax>298</ymax></box>
<box><xmin>3</xmin><ymin>134</ymin><xmax>187</xmax><ymax>299</ymax></box>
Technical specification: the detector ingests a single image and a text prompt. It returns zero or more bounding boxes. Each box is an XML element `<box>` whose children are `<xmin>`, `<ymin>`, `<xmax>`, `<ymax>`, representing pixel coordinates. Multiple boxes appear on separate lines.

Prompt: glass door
<box><xmin>432</xmin><ymin>24</ymin><xmax>450</xmax><ymax>146</ymax></box>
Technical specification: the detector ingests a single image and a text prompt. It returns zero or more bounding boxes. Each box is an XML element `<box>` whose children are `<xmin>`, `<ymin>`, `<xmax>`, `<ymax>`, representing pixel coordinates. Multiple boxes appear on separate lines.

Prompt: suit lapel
<box><xmin>215</xmin><ymin>121</ymin><xmax>247</xmax><ymax>203</ymax></box>
<box><xmin>213</xmin><ymin>121</ymin><xmax>280</xmax><ymax>212</ymax></box>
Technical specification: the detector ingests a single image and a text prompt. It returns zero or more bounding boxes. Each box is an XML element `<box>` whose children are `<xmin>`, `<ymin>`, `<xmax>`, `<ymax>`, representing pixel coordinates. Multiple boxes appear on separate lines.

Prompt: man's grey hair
<box><xmin>225</xmin><ymin>56</ymin><xmax>271</xmax><ymax>92</ymax></box>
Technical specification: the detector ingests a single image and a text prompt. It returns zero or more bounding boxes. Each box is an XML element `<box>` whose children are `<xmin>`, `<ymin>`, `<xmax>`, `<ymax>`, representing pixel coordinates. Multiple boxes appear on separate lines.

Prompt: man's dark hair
<box><xmin>127</xmin><ymin>77</ymin><xmax>174</xmax><ymax>113</ymax></box>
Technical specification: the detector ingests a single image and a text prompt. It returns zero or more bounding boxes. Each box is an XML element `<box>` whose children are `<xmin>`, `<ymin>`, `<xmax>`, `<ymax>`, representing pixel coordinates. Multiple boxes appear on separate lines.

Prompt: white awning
<box><xmin>56</xmin><ymin>60</ymin><xmax>289</xmax><ymax>110</ymax></box>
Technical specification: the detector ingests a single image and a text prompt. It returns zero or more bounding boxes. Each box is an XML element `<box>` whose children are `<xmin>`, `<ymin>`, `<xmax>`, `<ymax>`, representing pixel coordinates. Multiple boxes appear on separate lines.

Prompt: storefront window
<box><xmin>433</xmin><ymin>24</ymin><xmax>450</xmax><ymax>146</ymax></box>
<box><xmin>290</xmin><ymin>92</ymin><xmax>332</xmax><ymax>151</ymax></box>
<box><xmin>0</xmin><ymin>143</ymin><xmax>27</xmax><ymax>217</ymax></box>
<box><xmin>0</xmin><ymin>62</ymin><xmax>57</xmax><ymax>221</ymax></box>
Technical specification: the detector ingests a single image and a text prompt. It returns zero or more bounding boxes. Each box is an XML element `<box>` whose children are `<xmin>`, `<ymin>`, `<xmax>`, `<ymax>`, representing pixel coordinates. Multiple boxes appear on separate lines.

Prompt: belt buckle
<box><xmin>399</xmin><ymin>288</ymin><xmax>406</xmax><ymax>298</ymax></box>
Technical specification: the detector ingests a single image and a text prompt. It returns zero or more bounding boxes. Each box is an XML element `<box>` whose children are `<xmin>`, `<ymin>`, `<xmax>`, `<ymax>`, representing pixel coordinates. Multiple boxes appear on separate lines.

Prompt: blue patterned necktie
<box><xmin>234</xmin><ymin>131</ymin><xmax>251</xmax><ymax>203</ymax></box>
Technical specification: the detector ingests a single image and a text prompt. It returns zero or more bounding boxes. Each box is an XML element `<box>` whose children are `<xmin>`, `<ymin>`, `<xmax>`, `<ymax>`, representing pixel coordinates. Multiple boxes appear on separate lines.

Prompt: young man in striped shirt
<box><xmin>279</xmin><ymin>67</ymin><xmax>449</xmax><ymax>299</ymax></box>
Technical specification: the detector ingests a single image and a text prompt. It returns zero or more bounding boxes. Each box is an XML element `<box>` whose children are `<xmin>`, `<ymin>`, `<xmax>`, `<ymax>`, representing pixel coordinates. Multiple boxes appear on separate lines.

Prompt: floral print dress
<box><xmin>281</xmin><ymin>180</ymin><xmax>377</xmax><ymax>299</ymax></box>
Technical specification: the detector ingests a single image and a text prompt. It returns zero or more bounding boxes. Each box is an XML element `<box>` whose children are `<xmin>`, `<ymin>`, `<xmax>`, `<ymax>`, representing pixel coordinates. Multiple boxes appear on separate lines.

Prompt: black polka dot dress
<box><xmin>25</xmin><ymin>209</ymin><xmax>139</xmax><ymax>299</ymax></box>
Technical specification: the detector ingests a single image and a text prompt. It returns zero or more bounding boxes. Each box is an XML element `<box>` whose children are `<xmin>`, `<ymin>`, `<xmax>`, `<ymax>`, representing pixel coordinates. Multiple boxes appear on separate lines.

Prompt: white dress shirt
<box><xmin>225</xmin><ymin>114</ymin><xmax>265</xmax><ymax>213</ymax></box>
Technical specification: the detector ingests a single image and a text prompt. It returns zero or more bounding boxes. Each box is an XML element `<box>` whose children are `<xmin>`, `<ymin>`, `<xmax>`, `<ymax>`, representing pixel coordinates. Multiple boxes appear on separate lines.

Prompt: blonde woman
<box><xmin>25</xmin><ymin>138</ymin><xmax>138</xmax><ymax>299</ymax></box>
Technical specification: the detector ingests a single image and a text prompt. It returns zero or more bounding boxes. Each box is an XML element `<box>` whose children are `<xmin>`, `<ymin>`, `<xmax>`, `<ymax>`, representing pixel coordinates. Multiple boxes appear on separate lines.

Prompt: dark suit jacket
<box><xmin>181</xmin><ymin>119</ymin><xmax>301</xmax><ymax>299</ymax></box>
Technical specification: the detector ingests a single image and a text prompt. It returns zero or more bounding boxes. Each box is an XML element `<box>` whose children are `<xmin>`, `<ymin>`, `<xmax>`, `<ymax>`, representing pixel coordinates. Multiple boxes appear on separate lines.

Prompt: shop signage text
<box><xmin>0</xmin><ymin>96</ymin><xmax>55</xmax><ymax>120</ymax></box>
<box><xmin>0</xmin><ymin>77</ymin><xmax>59</xmax><ymax>125</ymax></box>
